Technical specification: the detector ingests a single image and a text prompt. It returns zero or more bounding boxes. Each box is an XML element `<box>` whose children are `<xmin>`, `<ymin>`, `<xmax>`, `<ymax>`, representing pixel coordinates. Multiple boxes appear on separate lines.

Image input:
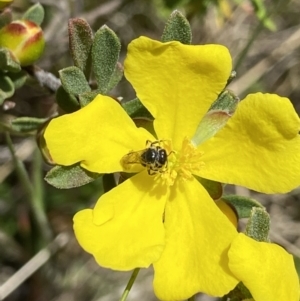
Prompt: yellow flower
<box><xmin>228</xmin><ymin>233</ymin><xmax>300</xmax><ymax>301</ymax></box>
<box><xmin>44</xmin><ymin>37</ymin><xmax>300</xmax><ymax>300</ymax></box>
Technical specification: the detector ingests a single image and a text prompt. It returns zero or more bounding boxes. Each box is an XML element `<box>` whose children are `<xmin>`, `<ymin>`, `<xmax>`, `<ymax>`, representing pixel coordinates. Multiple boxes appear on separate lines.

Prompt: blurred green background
<box><xmin>1</xmin><ymin>0</ymin><xmax>300</xmax><ymax>300</ymax></box>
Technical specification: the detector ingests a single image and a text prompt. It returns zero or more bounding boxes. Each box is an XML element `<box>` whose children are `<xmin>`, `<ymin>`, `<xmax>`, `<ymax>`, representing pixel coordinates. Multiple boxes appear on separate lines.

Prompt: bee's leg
<box><xmin>148</xmin><ymin>166</ymin><xmax>160</xmax><ymax>175</ymax></box>
<box><xmin>145</xmin><ymin>140</ymin><xmax>152</xmax><ymax>147</ymax></box>
<box><xmin>150</xmin><ymin>140</ymin><xmax>162</xmax><ymax>147</ymax></box>
<box><xmin>145</xmin><ymin>140</ymin><xmax>163</xmax><ymax>150</ymax></box>
<box><xmin>168</xmin><ymin>150</ymin><xmax>175</xmax><ymax>156</ymax></box>
<box><xmin>148</xmin><ymin>168</ymin><xmax>154</xmax><ymax>175</ymax></box>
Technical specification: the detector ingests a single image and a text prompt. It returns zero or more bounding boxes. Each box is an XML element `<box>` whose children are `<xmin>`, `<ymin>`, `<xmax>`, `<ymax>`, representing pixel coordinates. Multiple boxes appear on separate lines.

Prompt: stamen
<box><xmin>162</xmin><ymin>137</ymin><xmax>205</xmax><ymax>186</ymax></box>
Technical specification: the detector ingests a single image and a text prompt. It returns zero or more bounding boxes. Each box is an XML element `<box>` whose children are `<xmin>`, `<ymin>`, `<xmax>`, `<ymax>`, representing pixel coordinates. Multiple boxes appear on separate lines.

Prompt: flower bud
<box><xmin>0</xmin><ymin>19</ymin><xmax>45</xmax><ymax>66</ymax></box>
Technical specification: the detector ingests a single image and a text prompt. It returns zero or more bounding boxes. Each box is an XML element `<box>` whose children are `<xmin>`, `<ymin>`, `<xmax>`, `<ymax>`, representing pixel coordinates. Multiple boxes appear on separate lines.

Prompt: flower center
<box><xmin>161</xmin><ymin>137</ymin><xmax>205</xmax><ymax>186</ymax></box>
<box><xmin>121</xmin><ymin>138</ymin><xmax>205</xmax><ymax>185</ymax></box>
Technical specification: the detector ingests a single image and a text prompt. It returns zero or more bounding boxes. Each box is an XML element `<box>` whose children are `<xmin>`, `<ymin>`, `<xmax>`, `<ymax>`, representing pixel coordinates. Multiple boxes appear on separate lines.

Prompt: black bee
<box><xmin>122</xmin><ymin>140</ymin><xmax>168</xmax><ymax>175</ymax></box>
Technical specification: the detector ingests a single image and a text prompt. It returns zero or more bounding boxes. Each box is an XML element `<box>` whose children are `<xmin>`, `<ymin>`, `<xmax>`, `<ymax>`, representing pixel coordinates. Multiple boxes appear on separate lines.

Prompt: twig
<box><xmin>0</xmin><ymin>139</ymin><xmax>35</xmax><ymax>183</ymax></box>
<box><xmin>229</xmin><ymin>25</ymin><xmax>300</xmax><ymax>95</ymax></box>
<box><xmin>81</xmin><ymin>0</ymin><xmax>123</xmax><ymax>24</ymax></box>
<box><xmin>24</xmin><ymin>65</ymin><xmax>61</xmax><ymax>92</ymax></box>
<box><xmin>0</xmin><ymin>233</ymin><xmax>69</xmax><ymax>301</ymax></box>
<box><xmin>4</xmin><ymin>132</ymin><xmax>52</xmax><ymax>243</ymax></box>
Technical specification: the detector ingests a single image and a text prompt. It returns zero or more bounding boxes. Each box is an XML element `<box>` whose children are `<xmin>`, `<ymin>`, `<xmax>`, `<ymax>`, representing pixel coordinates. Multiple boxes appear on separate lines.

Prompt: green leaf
<box><xmin>8</xmin><ymin>70</ymin><xmax>27</xmax><ymax>89</ymax></box>
<box><xmin>68</xmin><ymin>18</ymin><xmax>93</xmax><ymax>78</ymax></box>
<box><xmin>0</xmin><ymin>8</ymin><xmax>12</xmax><ymax>29</ymax></box>
<box><xmin>132</xmin><ymin>117</ymin><xmax>155</xmax><ymax>136</ymax></box>
<box><xmin>37</xmin><ymin>126</ymin><xmax>55</xmax><ymax>165</ymax></box>
<box><xmin>59</xmin><ymin>66</ymin><xmax>91</xmax><ymax>96</ymax></box>
<box><xmin>121</xmin><ymin>98</ymin><xmax>152</xmax><ymax>119</ymax></box>
<box><xmin>196</xmin><ymin>177</ymin><xmax>223</xmax><ymax>200</ymax></box>
<box><xmin>223</xmin><ymin>282</ymin><xmax>252</xmax><ymax>301</ymax></box>
<box><xmin>0</xmin><ymin>74</ymin><xmax>14</xmax><ymax>105</ymax></box>
<box><xmin>22</xmin><ymin>3</ymin><xmax>45</xmax><ymax>26</ymax></box>
<box><xmin>102</xmin><ymin>173</ymin><xmax>116</xmax><ymax>193</ymax></box>
<box><xmin>11</xmin><ymin>116</ymin><xmax>49</xmax><ymax>132</ymax></box>
<box><xmin>161</xmin><ymin>10</ymin><xmax>192</xmax><ymax>44</ymax></box>
<box><xmin>0</xmin><ymin>47</ymin><xmax>21</xmax><ymax>72</ymax></box>
<box><xmin>56</xmin><ymin>85</ymin><xmax>80</xmax><ymax>113</ymax></box>
<box><xmin>250</xmin><ymin>0</ymin><xmax>276</xmax><ymax>31</ymax></box>
<box><xmin>78</xmin><ymin>90</ymin><xmax>99</xmax><ymax>107</ymax></box>
<box><xmin>209</xmin><ymin>89</ymin><xmax>239</xmax><ymax>112</ymax></box>
<box><xmin>294</xmin><ymin>256</ymin><xmax>300</xmax><ymax>277</ymax></box>
<box><xmin>45</xmin><ymin>164</ymin><xmax>100</xmax><ymax>189</ymax></box>
<box><xmin>92</xmin><ymin>25</ymin><xmax>121</xmax><ymax>94</ymax></box>
<box><xmin>106</xmin><ymin>61</ymin><xmax>123</xmax><ymax>92</ymax></box>
<box><xmin>191</xmin><ymin>89</ymin><xmax>239</xmax><ymax>146</ymax></box>
<box><xmin>245</xmin><ymin>207</ymin><xmax>270</xmax><ymax>242</ymax></box>
<box><xmin>222</xmin><ymin>195</ymin><xmax>264</xmax><ymax>219</ymax></box>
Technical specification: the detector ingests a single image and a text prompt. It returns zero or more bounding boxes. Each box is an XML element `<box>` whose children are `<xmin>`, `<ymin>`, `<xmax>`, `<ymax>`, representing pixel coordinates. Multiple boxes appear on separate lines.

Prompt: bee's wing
<box><xmin>121</xmin><ymin>150</ymin><xmax>144</xmax><ymax>165</ymax></box>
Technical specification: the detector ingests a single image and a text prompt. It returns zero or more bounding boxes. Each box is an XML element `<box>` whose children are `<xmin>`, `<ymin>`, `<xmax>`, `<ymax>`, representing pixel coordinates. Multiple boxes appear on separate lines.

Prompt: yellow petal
<box><xmin>216</xmin><ymin>199</ymin><xmax>238</xmax><ymax>228</ymax></box>
<box><xmin>198</xmin><ymin>93</ymin><xmax>300</xmax><ymax>193</ymax></box>
<box><xmin>73</xmin><ymin>171</ymin><xmax>168</xmax><ymax>270</ymax></box>
<box><xmin>124</xmin><ymin>36</ymin><xmax>232</xmax><ymax>150</ymax></box>
<box><xmin>228</xmin><ymin>233</ymin><xmax>300</xmax><ymax>301</ymax></box>
<box><xmin>153</xmin><ymin>177</ymin><xmax>238</xmax><ymax>300</ymax></box>
<box><xmin>44</xmin><ymin>95</ymin><xmax>154</xmax><ymax>173</ymax></box>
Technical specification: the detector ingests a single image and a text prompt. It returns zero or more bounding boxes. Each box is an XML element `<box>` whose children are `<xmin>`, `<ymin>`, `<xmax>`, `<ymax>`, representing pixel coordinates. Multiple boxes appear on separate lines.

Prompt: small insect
<box><xmin>122</xmin><ymin>140</ymin><xmax>169</xmax><ymax>175</ymax></box>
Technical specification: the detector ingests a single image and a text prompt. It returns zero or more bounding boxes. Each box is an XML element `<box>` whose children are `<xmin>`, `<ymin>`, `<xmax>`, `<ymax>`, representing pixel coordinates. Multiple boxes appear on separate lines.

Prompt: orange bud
<box><xmin>0</xmin><ymin>19</ymin><xmax>45</xmax><ymax>66</ymax></box>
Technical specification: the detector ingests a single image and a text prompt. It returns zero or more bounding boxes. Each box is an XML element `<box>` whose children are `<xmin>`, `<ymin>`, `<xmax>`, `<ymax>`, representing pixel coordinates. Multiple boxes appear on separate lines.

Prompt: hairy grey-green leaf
<box><xmin>56</xmin><ymin>85</ymin><xmax>80</xmax><ymax>113</ymax></box>
<box><xmin>246</xmin><ymin>207</ymin><xmax>270</xmax><ymax>242</ymax></box>
<box><xmin>121</xmin><ymin>98</ymin><xmax>152</xmax><ymax>119</ymax></box>
<box><xmin>222</xmin><ymin>195</ymin><xmax>264</xmax><ymax>219</ymax></box>
<box><xmin>0</xmin><ymin>48</ymin><xmax>21</xmax><ymax>72</ymax></box>
<box><xmin>0</xmin><ymin>74</ymin><xmax>14</xmax><ymax>105</ymax></box>
<box><xmin>68</xmin><ymin>18</ymin><xmax>93</xmax><ymax>78</ymax></box>
<box><xmin>106</xmin><ymin>62</ymin><xmax>123</xmax><ymax>92</ymax></box>
<box><xmin>191</xmin><ymin>90</ymin><xmax>240</xmax><ymax>146</ymax></box>
<box><xmin>45</xmin><ymin>164</ymin><xmax>100</xmax><ymax>189</ymax></box>
<box><xmin>161</xmin><ymin>10</ymin><xmax>192</xmax><ymax>44</ymax></box>
<box><xmin>78</xmin><ymin>90</ymin><xmax>100</xmax><ymax>107</ymax></box>
<box><xmin>92</xmin><ymin>25</ymin><xmax>121</xmax><ymax>93</ymax></box>
<box><xmin>8</xmin><ymin>70</ymin><xmax>27</xmax><ymax>89</ymax></box>
<box><xmin>59</xmin><ymin>66</ymin><xmax>91</xmax><ymax>96</ymax></box>
<box><xmin>22</xmin><ymin>3</ymin><xmax>45</xmax><ymax>26</ymax></box>
<box><xmin>209</xmin><ymin>89</ymin><xmax>239</xmax><ymax>112</ymax></box>
<box><xmin>11</xmin><ymin>117</ymin><xmax>49</xmax><ymax>132</ymax></box>
<box><xmin>196</xmin><ymin>177</ymin><xmax>223</xmax><ymax>200</ymax></box>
